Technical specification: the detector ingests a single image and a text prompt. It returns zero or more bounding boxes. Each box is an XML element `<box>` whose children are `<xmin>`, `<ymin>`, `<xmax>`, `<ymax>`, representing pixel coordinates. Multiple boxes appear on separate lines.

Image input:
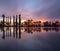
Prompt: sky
<box><xmin>0</xmin><ymin>0</ymin><xmax>60</xmax><ymax>21</ymax></box>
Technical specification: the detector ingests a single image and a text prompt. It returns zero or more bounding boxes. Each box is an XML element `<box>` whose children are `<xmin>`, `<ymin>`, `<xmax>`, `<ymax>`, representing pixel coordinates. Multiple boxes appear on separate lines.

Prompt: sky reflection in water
<box><xmin>0</xmin><ymin>27</ymin><xmax>60</xmax><ymax>51</ymax></box>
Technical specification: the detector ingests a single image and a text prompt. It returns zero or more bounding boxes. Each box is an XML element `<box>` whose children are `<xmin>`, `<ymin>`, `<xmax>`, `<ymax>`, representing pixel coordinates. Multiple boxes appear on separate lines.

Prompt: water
<box><xmin>0</xmin><ymin>27</ymin><xmax>60</xmax><ymax>51</ymax></box>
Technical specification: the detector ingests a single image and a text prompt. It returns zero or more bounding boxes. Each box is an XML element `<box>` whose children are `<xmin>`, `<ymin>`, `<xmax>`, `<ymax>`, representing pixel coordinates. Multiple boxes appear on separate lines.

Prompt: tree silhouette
<box><xmin>2</xmin><ymin>14</ymin><xmax>5</xmax><ymax>26</ymax></box>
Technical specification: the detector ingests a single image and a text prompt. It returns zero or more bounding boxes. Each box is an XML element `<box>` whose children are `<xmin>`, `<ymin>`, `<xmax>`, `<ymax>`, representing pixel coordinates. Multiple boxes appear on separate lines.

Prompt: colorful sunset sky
<box><xmin>0</xmin><ymin>0</ymin><xmax>60</xmax><ymax>21</ymax></box>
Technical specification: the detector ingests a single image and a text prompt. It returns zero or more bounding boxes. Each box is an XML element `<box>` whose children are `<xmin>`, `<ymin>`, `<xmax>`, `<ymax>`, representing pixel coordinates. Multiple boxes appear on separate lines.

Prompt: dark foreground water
<box><xmin>0</xmin><ymin>27</ymin><xmax>60</xmax><ymax>51</ymax></box>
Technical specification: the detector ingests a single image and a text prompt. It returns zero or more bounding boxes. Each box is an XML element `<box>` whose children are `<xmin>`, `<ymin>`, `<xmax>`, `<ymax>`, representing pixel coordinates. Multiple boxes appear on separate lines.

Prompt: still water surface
<box><xmin>0</xmin><ymin>27</ymin><xmax>60</xmax><ymax>51</ymax></box>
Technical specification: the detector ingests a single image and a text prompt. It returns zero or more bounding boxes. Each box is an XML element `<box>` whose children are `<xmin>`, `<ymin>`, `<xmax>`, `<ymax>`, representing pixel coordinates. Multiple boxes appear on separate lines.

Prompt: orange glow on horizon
<box><xmin>21</xmin><ymin>20</ymin><xmax>26</xmax><ymax>23</ymax></box>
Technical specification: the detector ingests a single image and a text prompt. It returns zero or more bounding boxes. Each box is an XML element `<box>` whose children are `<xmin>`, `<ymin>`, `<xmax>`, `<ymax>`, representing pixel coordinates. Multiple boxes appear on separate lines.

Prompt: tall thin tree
<box><xmin>2</xmin><ymin>14</ymin><xmax>5</xmax><ymax>26</ymax></box>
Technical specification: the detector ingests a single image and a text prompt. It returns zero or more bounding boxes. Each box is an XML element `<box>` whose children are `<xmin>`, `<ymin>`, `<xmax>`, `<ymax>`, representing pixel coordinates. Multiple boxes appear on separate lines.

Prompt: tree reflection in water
<box><xmin>0</xmin><ymin>27</ymin><xmax>60</xmax><ymax>39</ymax></box>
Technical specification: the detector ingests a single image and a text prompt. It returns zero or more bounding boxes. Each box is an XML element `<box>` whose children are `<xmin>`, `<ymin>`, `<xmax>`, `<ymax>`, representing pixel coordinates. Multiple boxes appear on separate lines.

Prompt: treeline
<box><xmin>21</xmin><ymin>20</ymin><xmax>60</xmax><ymax>27</ymax></box>
<box><xmin>0</xmin><ymin>14</ymin><xmax>60</xmax><ymax>27</ymax></box>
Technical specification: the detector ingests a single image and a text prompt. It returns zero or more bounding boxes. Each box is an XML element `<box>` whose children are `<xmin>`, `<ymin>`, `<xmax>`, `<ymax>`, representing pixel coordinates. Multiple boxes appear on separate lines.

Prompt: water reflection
<box><xmin>0</xmin><ymin>27</ymin><xmax>60</xmax><ymax>51</ymax></box>
<box><xmin>0</xmin><ymin>27</ymin><xmax>21</xmax><ymax>39</ymax></box>
<box><xmin>0</xmin><ymin>27</ymin><xmax>60</xmax><ymax>39</ymax></box>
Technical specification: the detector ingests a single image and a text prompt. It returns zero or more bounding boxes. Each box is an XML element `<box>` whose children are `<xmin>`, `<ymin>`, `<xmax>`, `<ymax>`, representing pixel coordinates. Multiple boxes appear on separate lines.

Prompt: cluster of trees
<box><xmin>0</xmin><ymin>14</ymin><xmax>60</xmax><ymax>27</ymax></box>
<box><xmin>22</xmin><ymin>20</ymin><xmax>60</xmax><ymax>27</ymax></box>
<box><xmin>0</xmin><ymin>14</ymin><xmax>21</xmax><ymax>27</ymax></box>
<box><xmin>43</xmin><ymin>21</ymin><xmax>60</xmax><ymax>27</ymax></box>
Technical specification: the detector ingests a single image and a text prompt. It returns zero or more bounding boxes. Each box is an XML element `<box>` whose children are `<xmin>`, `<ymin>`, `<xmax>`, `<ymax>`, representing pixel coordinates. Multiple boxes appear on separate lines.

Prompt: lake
<box><xmin>0</xmin><ymin>27</ymin><xmax>60</xmax><ymax>51</ymax></box>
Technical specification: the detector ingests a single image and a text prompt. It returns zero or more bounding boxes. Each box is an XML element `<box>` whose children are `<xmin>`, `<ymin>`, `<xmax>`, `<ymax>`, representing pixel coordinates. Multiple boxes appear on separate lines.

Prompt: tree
<box><xmin>2</xmin><ymin>14</ymin><xmax>5</xmax><ymax>26</ymax></box>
